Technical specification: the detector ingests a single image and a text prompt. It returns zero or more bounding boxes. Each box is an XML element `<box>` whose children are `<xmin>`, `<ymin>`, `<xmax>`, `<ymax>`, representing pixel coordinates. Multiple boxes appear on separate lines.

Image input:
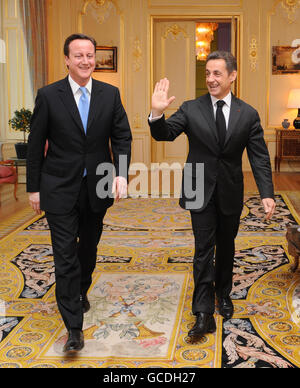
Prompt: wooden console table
<box><xmin>275</xmin><ymin>128</ymin><xmax>300</xmax><ymax>172</ymax></box>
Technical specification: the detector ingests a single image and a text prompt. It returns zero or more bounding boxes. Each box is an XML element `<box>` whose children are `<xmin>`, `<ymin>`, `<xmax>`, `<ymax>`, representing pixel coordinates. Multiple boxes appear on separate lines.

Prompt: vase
<box><xmin>282</xmin><ymin>119</ymin><xmax>290</xmax><ymax>129</ymax></box>
<box><xmin>14</xmin><ymin>142</ymin><xmax>28</xmax><ymax>159</ymax></box>
<box><xmin>293</xmin><ymin>109</ymin><xmax>300</xmax><ymax>129</ymax></box>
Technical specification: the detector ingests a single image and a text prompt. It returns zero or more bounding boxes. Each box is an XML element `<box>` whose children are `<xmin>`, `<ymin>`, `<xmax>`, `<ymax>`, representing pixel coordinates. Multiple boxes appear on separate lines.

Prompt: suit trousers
<box><xmin>46</xmin><ymin>177</ymin><xmax>106</xmax><ymax>330</ymax></box>
<box><xmin>190</xmin><ymin>188</ymin><xmax>241</xmax><ymax>315</ymax></box>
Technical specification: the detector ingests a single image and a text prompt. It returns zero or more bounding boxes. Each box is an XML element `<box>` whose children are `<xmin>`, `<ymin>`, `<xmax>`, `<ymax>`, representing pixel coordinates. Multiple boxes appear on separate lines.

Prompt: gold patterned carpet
<box><xmin>0</xmin><ymin>192</ymin><xmax>300</xmax><ymax>368</ymax></box>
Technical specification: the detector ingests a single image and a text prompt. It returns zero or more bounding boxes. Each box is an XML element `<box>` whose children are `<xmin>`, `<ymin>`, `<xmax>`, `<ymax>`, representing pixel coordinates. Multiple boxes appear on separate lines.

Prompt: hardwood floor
<box><xmin>0</xmin><ymin>184</ymin><xmax>33</xmax><ymax>219</ymax></box>
<box><xmin>245</xmin><ymin>172</ymin><xmax>300</xmax><ymax>191</ymax></box>
<box><xmin>0</xmin><ymin>172</ymin><xmax>300</xmax><ymax>234</ymax></box>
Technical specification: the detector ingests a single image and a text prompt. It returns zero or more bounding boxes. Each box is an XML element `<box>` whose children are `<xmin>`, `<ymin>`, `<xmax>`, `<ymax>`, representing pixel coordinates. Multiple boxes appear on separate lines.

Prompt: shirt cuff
<box><xmin>149</xmin><ymin>112</ymin><xmax>164</xmax><ymax>122</ymax></box>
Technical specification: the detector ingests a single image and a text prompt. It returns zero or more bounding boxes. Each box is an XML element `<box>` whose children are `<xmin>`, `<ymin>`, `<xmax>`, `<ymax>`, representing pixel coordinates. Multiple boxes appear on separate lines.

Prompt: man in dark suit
<box><xmin>149</xmin><ymin>51</ymin><xmax>275</xmax><ymax>342</ymax></box>
<box><xmin>27</xmin><ymin>34</ymin><xmax>132</xmax><ymax>353</ymax></box>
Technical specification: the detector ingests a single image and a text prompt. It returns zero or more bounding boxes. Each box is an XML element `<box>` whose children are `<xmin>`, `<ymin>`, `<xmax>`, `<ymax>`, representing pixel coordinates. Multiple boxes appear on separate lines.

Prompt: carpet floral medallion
<box><xmin>44</xmin><ymin>273</ymin><xmax>188</xmax><ymax>360</ymax></box>
<box><xmin>0</xmin><ymin>192</ymin><xmax>300</xmax><ymax>368</ymax></box>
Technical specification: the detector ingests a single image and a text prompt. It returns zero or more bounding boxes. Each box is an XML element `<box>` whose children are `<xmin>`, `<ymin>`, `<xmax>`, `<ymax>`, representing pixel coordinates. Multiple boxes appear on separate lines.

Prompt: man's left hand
<box><xmin>112</xmin><ymin>176</ymin><xmax>128</xmax><ymax>202</ymax></box>
<box><xmin>262</xmin><ymin>198</ymin><xmax>276</xmax><ymax>220</ymax></box>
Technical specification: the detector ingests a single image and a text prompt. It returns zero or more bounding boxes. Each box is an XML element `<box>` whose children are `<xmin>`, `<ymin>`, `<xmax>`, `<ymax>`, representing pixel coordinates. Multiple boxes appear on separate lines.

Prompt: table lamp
<box><xmin>287</xmin><ymin>89</ymin><xmax>300</xmax><ymax>129</ymax></box>
<box><xmin>0</xmin><ymin>39</ymin><xmax>6</xmax><ymax>63</ymax></box>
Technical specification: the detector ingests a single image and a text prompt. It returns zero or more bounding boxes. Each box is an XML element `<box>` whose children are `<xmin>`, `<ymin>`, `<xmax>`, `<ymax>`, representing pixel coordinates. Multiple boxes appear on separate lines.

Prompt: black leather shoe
<box><xmin>63</xmin><ymin>329</ymin><xmax>84</xmax><ymax>354</ymax></box>
<box><xmin>188</xmin><ymin>312</ymin><xmax>216</xmax><ymax>343</ymax></box>
<box><xmin>218</xmin><ymin>297</ymin><xmax>234</xmax><ymax>320</ymax></box>
<box><xmin>80</xmin><ymin>295</ymin><xmax>90</xmax><ymax>314</ymax></box>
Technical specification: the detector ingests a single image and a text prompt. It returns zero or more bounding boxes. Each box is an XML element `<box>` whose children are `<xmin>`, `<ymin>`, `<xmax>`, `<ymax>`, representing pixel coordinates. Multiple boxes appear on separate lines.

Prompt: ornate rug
<box><xmin>0</xmin><ymin>192</ymin><xmax>300</xmax><ymax>368</ymax></box>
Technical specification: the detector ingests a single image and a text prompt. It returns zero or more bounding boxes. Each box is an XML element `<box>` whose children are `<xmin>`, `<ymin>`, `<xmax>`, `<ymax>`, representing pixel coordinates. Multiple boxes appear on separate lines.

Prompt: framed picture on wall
<box><xmin>94</xmin><ymin>46</ymin><xmax>117</xmax><ymax>72</ymax></box>
<box><xmin>272</xmin><ymin>46</ymin><xmax>300</xmax><ymax>74</ymax></box>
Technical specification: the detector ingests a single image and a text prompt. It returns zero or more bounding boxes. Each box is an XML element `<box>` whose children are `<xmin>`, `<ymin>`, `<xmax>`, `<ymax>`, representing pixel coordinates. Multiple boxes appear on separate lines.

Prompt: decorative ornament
<box><xmin>133</xmin><ymin>38</ymin><xmax>142</xmax><ymax>72</ymax></box>
<box><xmin>163</xmin><ymin>24</ymin><xmax>188</xmax><ymax>41</ymax></box>
<box><xmin>83</xmin><ymin>0</ymin><xmax>120</xmax><ymax>24</ymax></box>
<box><xmin>279</xmin><ymin>0</ymin><xmax>300</xmax><ymax>23</ymax></box>
<box><xmin>249</xmin><ymin>37</ymin><xmax>258</xmax><ymax>72</ymax></box>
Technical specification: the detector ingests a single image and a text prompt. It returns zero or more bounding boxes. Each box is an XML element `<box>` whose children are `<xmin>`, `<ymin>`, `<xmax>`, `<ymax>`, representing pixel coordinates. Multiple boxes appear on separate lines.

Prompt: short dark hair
<box><xmin>206</xmin><ymin>51</ymin><xmax>237</xmax><ymax>74</ymax></box>
<box><xmin>63</xmin><ymin>33</ymin><xmax>97</xmax><ymax>57</ymax></box>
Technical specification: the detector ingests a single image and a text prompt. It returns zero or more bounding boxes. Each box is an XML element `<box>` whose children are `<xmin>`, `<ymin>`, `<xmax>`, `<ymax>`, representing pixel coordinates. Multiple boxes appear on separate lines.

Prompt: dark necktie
<box><xmin>216</xmin><ymin>100</ymin><xmax>226</xmax><ymax>148</ymax></box>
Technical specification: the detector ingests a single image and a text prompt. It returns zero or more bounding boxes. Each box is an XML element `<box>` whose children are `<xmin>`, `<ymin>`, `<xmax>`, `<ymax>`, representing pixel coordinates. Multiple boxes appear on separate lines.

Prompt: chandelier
<box><xmin>196</xmin><ymin>23</ymin><xmax>218</xmax><ymax>61</ymax></box>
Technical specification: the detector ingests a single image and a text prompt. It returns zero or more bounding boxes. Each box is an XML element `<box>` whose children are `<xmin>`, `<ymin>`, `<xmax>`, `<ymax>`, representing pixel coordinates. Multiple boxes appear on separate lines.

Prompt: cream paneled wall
<box><xmin>80</xmin><ymin>0</ymin><xmax>122</xmax><ymax>90</ymax></box>
<box><xmin>40</xmin><ymin>0</ymin><xmax>300</xmax><ymax>172</ymax></box>
<box><xmin>268</xmin><ymin>1</ymin><xmax>300</xmax><ymax>128</ymax></box>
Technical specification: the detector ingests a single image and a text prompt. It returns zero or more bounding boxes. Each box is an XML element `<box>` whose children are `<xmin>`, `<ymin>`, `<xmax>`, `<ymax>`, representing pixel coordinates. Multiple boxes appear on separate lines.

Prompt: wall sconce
<box><xmin>0</xmin><ymin>39</ymin><xmax>6</xmax><ymax>63</ymax></box>
<box><xmin>287</xmin><ymin>89</ymin><xmax>300</xmax><ymax>129</ymax></box>
<box><xmin>196</xmin><ymin>23</ymin><xmax>218</xmax><ymax>61</ymax></box>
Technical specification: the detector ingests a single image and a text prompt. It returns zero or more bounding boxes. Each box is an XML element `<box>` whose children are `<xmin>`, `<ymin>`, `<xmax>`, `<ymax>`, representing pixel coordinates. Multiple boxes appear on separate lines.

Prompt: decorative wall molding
<box><xmin>132</xmin><ymin>38</ymin><xmax>142</xmax><ymax>72</ymax></box>
<box><xmin>163</xmin><ymin>24</ymin><xmax>188</xmax><ymax>41</ymax></box>
<box><xmin>81</xmin><ymin>0</ymin><xmax>121</xmax><ymax>24</ymax></box>
<box><xmin>133</xmin><ymin>113</ymin><xmax>142</xmax><ymax>129</ymax></box>
<box><xmin>281</xmin><ymin>0</ymin><xmax>300</xmax><ymax>23</ymax></box>
<box><xmin>148</xmin><ymin>0</ymin><xmax>243</xmax><ymax>8</ymax></box>
<box><xmin>272</xmin><ymin>0</ymin><xmax>300</xmax><ymax>24</ymax></box>
<box><xmin>249</xmin><ymin>37</ymin><xmax>258</xmax><ymax>72</ymax></box>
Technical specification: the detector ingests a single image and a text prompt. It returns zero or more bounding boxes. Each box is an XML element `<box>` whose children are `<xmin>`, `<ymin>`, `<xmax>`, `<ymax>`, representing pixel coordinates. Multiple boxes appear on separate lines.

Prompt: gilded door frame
<box><xmin>149</xmin><ymin>14</ymin><xmax>242</xmax><ymax>165</ymax></box>
<box><xmin>150</xmin><ymin>13</ymin><xmax>242</xmax><ymax>100</ymax></box>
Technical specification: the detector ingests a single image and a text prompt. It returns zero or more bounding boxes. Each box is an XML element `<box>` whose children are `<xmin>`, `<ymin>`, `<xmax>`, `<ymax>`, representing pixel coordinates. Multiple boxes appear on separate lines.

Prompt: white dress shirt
<box><xmin>68</xmin><ymin>75</ymin><xmax>92</xmax><ymax>177</ymax></box>
<box><xmin>149</xmin><ymin>91</ymin><xmax>232</xmax><ymax>130</ymax></box>
<box><xmin>210</xmin><ymin>91</ymin><xmax>231</xmax><ymax>130</ymax></box>
<box><xmin>68</xmin><ymin>75</ymin><xmax>92</xmax><ymax>106</ymax></box>
<box><xmin>68</xmin><ymin>75</ymin><xmax>127</xmax><ymax>187</ymax></box>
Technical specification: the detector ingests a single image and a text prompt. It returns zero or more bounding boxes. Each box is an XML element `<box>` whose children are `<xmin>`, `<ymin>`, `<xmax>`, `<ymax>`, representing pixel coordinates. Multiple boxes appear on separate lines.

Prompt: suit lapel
<box><xmin>87</xmin><ymin>79</ymin><xmax>103</xmax><ymax>131</ymax></box>
<box><xmin>198</xmin><ymin>93</ymin><xmax>242</xmax><ymax>149</ymax></box>
<box><xmin>225</xmin><ymin>94</ymin><xmax>242</xmax><ymax>146</ymax></box>
<box><xmin>58</xmin><ymin>77</ymin><xmax>85</xmax><ymax>134</ymax></box>
<box><xmin>57</xmin><ymin>77</ymin><xmax>104</xmax><ymax>136</ymax></box>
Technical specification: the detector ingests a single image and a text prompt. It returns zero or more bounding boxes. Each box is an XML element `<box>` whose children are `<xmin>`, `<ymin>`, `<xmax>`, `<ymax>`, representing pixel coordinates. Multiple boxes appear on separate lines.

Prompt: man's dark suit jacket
<box><xmin>27</xmin><ymin>77</ymin><xmax>132</xmax><ymax>214</ymax></box>
<box><xmin>149</xmin><ymin>93</ymin><xmax>274</xmax><ymax>215</ymax></box>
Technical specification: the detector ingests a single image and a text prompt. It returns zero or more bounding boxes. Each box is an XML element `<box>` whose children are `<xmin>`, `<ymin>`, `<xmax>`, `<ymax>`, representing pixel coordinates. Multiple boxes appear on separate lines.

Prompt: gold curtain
<box><xmin>19</xmin><ymin>0</ymin><xmax>48</xmax><ymax>95</ymax></box>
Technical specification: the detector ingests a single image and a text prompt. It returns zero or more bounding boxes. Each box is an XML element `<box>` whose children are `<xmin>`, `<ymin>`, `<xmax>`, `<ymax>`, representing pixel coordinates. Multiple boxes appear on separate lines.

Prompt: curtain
<box><xmin>19</xmin><ymin>0</ymin><xmax>48</xmax><ymax>96</ymax></box>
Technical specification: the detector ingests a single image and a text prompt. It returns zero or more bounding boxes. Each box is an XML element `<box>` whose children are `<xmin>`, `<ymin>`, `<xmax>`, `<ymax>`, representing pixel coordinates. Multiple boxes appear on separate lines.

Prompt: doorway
<box><xmin>196</xmin><ymin>22</ymin><xmax>232</xmax><ymax>98</ymax></box>
<box><xmin>151</xmin><ymin>16</ymin><xmax>240</xmax><ymax>170</ymax></box>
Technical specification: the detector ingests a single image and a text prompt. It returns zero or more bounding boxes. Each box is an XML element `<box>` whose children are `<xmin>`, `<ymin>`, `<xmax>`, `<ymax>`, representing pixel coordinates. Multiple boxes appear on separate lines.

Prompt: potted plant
<box><xmin>8</xmin><ymin>108</ymin><xmax>32</xmax><ymax>159</ymax></box>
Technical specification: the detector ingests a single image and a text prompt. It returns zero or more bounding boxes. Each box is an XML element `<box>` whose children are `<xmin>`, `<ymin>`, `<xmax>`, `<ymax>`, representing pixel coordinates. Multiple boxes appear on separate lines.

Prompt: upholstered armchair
<box><xmin>0</xmin><ymin>160</ymin><xmax>18</xmax><ymax>201</ymax></box>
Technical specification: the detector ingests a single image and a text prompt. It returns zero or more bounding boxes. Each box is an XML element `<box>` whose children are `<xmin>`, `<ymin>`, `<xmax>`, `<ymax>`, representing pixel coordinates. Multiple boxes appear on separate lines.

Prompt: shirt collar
<box><xmin>68</xmin><ymin>75</ymin><xmax>92</xmax><ymax>95</ymax></box>
<box><xmin>210</xmin><ymin>91</ymin><xmax>232</xmax><ymax>108</ymax></box>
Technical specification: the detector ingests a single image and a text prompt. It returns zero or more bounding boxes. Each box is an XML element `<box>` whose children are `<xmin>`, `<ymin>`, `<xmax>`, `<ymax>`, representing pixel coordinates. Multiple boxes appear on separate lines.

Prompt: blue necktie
<box><xmin>78</xmin><ymin>87</ymin><xmax>89</xmax><ymax>177</ymax></box>
<box><xmin>78</xmin><ymin>87</ymin><xmax>89</xmax><ymax>133</ymax></box>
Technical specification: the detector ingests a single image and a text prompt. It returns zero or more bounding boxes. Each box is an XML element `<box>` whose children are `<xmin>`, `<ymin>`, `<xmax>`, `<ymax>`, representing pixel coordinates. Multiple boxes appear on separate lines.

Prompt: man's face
<box><xmin>205</xmin><ymin>59</ymin><xmax>237</xmax><ymax>99</ymax></box>
<box><xmin>65</xmin><ymin>39</ymin><xmax>96</xmax><ymax>86</ymax></box>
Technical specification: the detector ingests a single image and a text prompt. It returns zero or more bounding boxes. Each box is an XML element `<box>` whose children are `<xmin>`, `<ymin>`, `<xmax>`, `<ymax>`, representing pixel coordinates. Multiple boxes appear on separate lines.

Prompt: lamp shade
<box><xmin>0</xmin><ymin>39</ymin><xmax>6</xmax><ymax>63</ymax></box>
<box><xmin>287</xmin><ymin>89</ymin><xmax>300</xmax><ymax>109</ymax></box>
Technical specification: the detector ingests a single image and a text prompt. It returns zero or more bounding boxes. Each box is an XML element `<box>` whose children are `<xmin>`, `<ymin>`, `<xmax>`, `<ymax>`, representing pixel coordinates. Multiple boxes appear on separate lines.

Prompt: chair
<box><xmin>1</xmin><ymin>142</ymin><xmax>17</xmax><ymax>160</ymax></box>
<box><xmin>0</xmin><ymin>160</ymin><xmax>18</xmax><ymax>201</ymax></box>
<box><xmin>286</xmin><ymin>225</ymin><xmax>300</xmax><ymax>272</ymax></box>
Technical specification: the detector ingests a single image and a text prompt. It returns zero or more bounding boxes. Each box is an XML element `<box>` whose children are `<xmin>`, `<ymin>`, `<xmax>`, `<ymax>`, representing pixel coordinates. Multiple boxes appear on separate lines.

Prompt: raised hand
<box><xmin>151</xmin><ymin>78</ymin><xmax>176</xmax><ymax>118</ymax></box>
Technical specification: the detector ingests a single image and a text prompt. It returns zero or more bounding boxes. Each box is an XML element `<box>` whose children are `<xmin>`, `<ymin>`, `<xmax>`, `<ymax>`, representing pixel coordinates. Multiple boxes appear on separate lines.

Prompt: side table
<box><xmin>275</xmin><ymin>128</ymin><xmax>300</xmax><ymax>172</ymax></box>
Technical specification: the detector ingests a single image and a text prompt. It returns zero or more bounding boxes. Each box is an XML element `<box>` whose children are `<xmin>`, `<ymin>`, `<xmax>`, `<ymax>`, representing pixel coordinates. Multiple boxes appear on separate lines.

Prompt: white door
<box><xmin>152</xmin><ymin>20</ymin><xmax>196</xmax><ymax>195</ymax></box>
